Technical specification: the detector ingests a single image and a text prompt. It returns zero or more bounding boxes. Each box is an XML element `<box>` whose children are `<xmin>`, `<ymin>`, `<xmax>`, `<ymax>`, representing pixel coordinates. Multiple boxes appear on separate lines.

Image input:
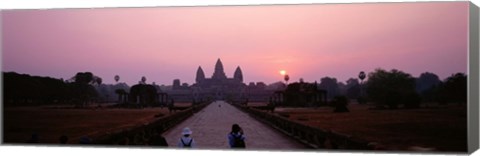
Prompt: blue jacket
<box><xmin>227</xmin><ymin>132</ymin><xmax>245</xmax><ymax>148</ymax></box>
<box><xmin>177</xmin><ymin>136</ymin><xmax>195</xmax><ymax>148</ymax></box>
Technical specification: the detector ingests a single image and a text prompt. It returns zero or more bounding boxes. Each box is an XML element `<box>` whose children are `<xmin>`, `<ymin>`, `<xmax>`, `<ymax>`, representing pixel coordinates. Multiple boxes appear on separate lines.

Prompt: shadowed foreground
<box><xmin>162</xmin><ymin>101</ymin><xmax>307</xmax><ymax>150</ymax></box>
<box><xmin>3</xmin><ymin>106</ymin><xmax>170</xmax><ymax>144</ymax></box>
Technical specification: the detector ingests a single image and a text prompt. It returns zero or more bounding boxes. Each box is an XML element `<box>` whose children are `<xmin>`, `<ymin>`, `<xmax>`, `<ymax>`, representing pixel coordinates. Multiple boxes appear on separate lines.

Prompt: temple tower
<box><xmin>196</xmin><ymin>66</ymin><xmax>205</xmax><ymax>83</ymax></box>
<box><xmin>234</xmin><ymin>66</ymin><xmax>243</xmax><ymax>83</ymax></box>
<box><xmin>212</xmin><ymin>58</ymin><xmax>227</xmax><ymax>80</ymax></box>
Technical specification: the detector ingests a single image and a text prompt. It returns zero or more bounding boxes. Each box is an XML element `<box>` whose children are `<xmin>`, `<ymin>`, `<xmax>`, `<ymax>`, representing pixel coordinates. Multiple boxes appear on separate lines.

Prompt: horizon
<box><xmin>2</xmin><ymin>2</ymin><xmax>469</xmax><ymax>86</ymax></box>
<box><xmin>1</xmin><ymin>68</ymin><xmax>469</xmax><ymax>87</ymax></box>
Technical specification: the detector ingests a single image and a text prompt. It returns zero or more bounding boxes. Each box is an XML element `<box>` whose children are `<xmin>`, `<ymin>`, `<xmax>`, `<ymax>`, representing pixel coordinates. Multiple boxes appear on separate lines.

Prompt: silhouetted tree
<box><xmin>415</xmin><ymin>72</ymin><xmax>441</xmax><ymax>103</ymax></box>
<box><xmin>337</xmin><ymin>82</ymin><xmax>347</xmax><ymax>96</ymax></box>
<box><xmin>129</xmin><ymin>84</ymin><xmax>158</xmax><ymax>106</ymax></box>
<box><xmin>95</xmin><ymin>84</ymin><xmax>111</xmax><ymax>102</ymax></box>
<box><xmin>283</xmin><ymin>82</ymin><xmax>327</xmax><ymax>107</ymax></box>
<box><xmin>319</xmin><ymin>77</ymin><xmax>338</xmax><ymax>100</ymax></box>
<box><xmin>3</xmin><ymin>72</ymin><xmax>71</xmax><ymax>106</ymax></box>
<box><xmin>96</xmin><ymin>77</ymin><xmax>102</xmax><ymax>86</ymax></box>
<box><xmin>358</xmin><ymin>71</ymin><xmax>367</xmax><ymax>104</ymax></box>
<box><xmin>358</xmin><ymin>71</ymin><xmax>366</xmax><ymax>82</ymax></box>
<box><xmin>345</xmin><ymin>78</ymin><xmax>361</xmax><ymax>99</ymax></box>
<box><xmin>346</xmin><ymin>78</ymin><xmax>360</xmax><ymax>88</ymax></box>
<box><xmin>115</xmin><ymin>88</ymin><xmax>127</xmax><ymax>104</ymax></box>
<box><xmin>437</xmin><ymin>73</ymin><xmax>467</xmax><ymax>105</ymax></box>
<box><xmin>416</xmin><ymin>72</ymin><xmax>441</xmax><ymax>93</ymax></box>
<box><xmin>403</xmin><ymin>91</ymin><xmax>422</xmax><ymax>109</ymax></box>
<box><xmin>69</xmin><ymin>72</ymin><xmax>102</xmax><ymax>107</ymax></box>
<box><xmin>141</xmin><ymin>76</ymin><xmax>147</xmax><ymax>84</ymax></box>
<box><xmin>4</xmin><ymin>72</ymin><xmax>105</xmax><ymax>107</ymax></box>
<box><xmin>111</xmin><ymin>83</ymin><xmax>130</xmax><ymax>103</ymax></box>
<box><xmin>115</xmin><ymin>75</ymin><xmax>120</xmax><ymax>83</ymax></box>
<box><xmin>366</xmin><ymin>69</ymin><xmax>418</xmax><ymax>109</ymax></box>
<box><xmin>284</xmin><ymin>74</ymin><xmax>290</xmax><ymax>84</ymax></box>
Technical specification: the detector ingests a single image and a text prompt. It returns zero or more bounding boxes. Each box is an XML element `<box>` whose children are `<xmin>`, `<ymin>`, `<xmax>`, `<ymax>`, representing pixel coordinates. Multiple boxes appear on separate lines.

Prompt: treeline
<box><xmin>314</xmin><ymin>69</ymin><xmax>467</xmax><ymax>109</ymax></box>
<box><xmin>3</xmin><ymin>72</ymin><xmax>113</xmax><ymax>107</ymax></box>
<box><xmin>3</xmin><ymin>72</ymin><xmax>169</xmax><ymax>107</ymax></box>
<box><xmin>94</xmin><ymin>83</ymin><xmax>131</xmax><ymax>102</ymax></box>
<box><xmin>4</xmin><ymin>72</ymin><xmax>72</xmax><ymax>106</ymax></box>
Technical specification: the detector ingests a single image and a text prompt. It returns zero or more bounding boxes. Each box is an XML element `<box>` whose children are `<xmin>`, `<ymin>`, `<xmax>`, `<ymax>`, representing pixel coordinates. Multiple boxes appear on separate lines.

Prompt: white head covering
<box><xmin>182</xmin><ymin>127</ymin><xmax>192</xmax><ymax>135</ymax></box>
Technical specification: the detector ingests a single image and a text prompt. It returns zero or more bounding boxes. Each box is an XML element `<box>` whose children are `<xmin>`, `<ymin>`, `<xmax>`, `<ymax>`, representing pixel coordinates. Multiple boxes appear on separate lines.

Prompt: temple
<box><xmin>192</xmin><ymin>58</ymin><xmax>246</xmax><ymax>100</ymax></box>
<box><xmin>116</xmin><ymin>58</ymin><xmax>326</xmax><ymax>107</ymax></box>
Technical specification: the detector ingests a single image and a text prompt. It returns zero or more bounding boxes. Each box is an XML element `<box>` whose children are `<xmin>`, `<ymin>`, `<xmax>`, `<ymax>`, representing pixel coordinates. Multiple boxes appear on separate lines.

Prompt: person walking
<box><xmin>177</xmin><ymin>127</ymin><xmax>196</xmax><ymax>148</ymax></box>
<box><xmin>228</xmin><ymin>124</ymin><xmax>246</xmax><ymax>148</ymax></box>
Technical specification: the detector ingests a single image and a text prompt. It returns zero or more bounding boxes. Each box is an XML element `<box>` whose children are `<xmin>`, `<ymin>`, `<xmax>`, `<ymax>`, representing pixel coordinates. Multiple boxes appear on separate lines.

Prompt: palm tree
<box><xmin>141</xmin><ymin>76</ymin><xmax>147</xmax><ymax>84</ymax></box>
<box><xmin>114</xmin><ymin>75</ymin><xmax>121</xmax><ymax>103</ymax></box>
<box><xmin>284</xmin><ymin>74</ymin><xmax>290</xmax><ymax>85</ymax></box>
<box><xmin>358</xmin><ymin>71</ymin><xmax>366</xmax><ymax>99</ymax></box>
<box><xmin>358</xmin><ymin>71</ymin><xmax>366</xmax><ymax>83</ymax></box>
<box><xmin>114</xmin><ymin>75</ymin><xmax>120</xmax><ymax>83</ymax></box>
<box><xmin>94</xmin><ymin>76</ymin><xmax>102</xmax><ymax>86</ymax></box>
<box><xmin>70</xmin><ymin>72</ymin><xmax>102</xmax><ymax>107</ymax></box>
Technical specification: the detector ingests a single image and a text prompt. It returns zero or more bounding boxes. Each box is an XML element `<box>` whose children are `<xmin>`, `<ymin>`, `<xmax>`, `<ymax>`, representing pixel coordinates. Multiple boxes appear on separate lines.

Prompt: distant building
<box><xmin>192</xmin><ymin>58</ymin><xmax>247</xmax><ymax>101</ymax></box>
<box><xmin>166</xmin><ymin>58</ymin><xmax>273</xmax><ymax>102</ymax></box>
<box><xmin>173</xmin><ymin>79</ymin><xmax>181</xmax><ymax>89</ymax></box>
<box><xmin>172</xmin><ymin>79</ymin><xmax>189</xmax><ymax>90</ymax></box>
<box><xmin>246</xmin><ymin>82</ymin><xmax>272</xmax><ymax>101</ymax></box>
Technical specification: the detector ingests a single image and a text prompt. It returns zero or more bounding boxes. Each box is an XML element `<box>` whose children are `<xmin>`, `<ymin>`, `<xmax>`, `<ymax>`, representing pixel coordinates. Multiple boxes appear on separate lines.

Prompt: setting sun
<box><xmin>279</xmin><ymin>70</ymin><xmax>287</xmax><ymax>76</ymax></box>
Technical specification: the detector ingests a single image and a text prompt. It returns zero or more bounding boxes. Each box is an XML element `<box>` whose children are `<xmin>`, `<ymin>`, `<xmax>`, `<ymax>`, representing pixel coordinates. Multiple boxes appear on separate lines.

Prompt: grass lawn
<box><xmin>254</xmin><ymin>102</ymin><xmax>467</xmax><ymax>151</ymax></box>
<box><xmin>3</xmin><ymin>103</ymin><xmax>191</xmax><ymax>144</ymax></box>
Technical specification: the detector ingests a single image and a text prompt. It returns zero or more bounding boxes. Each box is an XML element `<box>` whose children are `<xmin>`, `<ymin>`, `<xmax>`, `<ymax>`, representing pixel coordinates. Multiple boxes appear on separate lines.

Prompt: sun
<box><xmin>279</xmin><ymin>70</ymin><xmax>287</xmax><ymax>76</ymax></box>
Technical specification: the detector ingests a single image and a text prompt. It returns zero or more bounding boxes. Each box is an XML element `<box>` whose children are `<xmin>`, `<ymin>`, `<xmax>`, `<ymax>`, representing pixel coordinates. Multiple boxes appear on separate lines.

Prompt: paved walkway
<box><xmin>162</xmin><ymin>101</ymin><xmax>307</xmax><ymax>150</ymax></box>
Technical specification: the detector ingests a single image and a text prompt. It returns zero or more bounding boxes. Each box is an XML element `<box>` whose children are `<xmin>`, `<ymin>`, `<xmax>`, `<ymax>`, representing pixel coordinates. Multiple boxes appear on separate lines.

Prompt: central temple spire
<box><xmin>212</xmin><ymin>58</ymin><xmax>227</xmax><ymax>80</ymax></box>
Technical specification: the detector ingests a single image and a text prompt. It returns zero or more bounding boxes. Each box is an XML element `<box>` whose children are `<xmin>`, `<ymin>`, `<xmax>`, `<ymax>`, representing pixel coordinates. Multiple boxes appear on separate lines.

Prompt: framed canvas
<box><xmin>1</xmin><ymin>0</ymin><xmax>479</xmax><ymax>156</ymax></box>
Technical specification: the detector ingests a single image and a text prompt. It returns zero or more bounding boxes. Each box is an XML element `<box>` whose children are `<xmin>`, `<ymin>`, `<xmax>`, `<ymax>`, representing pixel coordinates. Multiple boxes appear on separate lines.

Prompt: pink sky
<box><xmin>1</xmin><ymin>2</ymin><xmax>469</xmax><ymax>86</ymax></box>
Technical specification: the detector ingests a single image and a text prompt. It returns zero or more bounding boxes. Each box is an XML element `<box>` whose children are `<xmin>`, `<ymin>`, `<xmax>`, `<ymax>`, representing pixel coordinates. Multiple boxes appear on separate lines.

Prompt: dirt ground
<box><xmin>270</xmin><ymin>103</ymin><xmax>468</xmax><ymax>152</ymax></box>
<box><xmin>3</xmin><ymin>103</ymin><xmax>192</xmax><ymax>144</ymax></box>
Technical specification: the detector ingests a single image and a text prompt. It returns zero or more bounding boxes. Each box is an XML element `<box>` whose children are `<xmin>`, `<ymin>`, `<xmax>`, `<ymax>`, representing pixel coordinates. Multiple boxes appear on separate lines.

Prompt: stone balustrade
<box><xmin>92</xmin><ymin>102</ymin><xmax>210</xmax><ymax>145</ymax></box>
<box><xmin>231</xmin><ymin>103</ymin><xmax>379</xmax><ymax>150</ymax></box>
